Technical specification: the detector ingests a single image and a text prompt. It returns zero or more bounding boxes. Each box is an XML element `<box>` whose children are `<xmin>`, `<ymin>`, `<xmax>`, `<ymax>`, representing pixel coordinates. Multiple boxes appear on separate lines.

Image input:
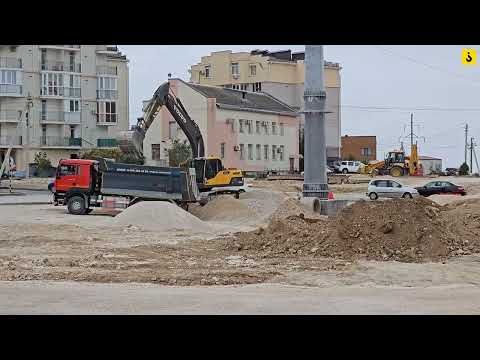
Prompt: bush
<box><xmin>34</xmin><ymin>152</ymin><xmax>52</xmax><ymax>172</ymax></box>
<box><xmin>459</xmin><ymin>162</ymin><xmax>470</xmax><ymax>176</ymax></box>
<box><xmin>81</xmin><ymin>148</ymin><xmax>145</xmax><ymax>165</ymax></box>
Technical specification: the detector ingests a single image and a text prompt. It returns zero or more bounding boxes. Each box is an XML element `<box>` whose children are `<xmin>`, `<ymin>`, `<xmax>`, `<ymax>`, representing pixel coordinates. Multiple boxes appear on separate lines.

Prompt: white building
<box><xmin>419</xmin><ymin>156</ymin><xmax>442</xmax><ymax>175</ymax></box>
<box><xmin>0</xmin><ymin>45</ymin><xmax>129</xmax><ymax>173</ymax></box>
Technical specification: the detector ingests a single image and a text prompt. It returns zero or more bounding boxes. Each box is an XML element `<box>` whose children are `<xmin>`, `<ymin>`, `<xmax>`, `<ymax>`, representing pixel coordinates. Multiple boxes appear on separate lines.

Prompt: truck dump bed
<box><xmin>100</xmin><ymin>161</ymin><xmax>199</xmax><ymax>202</ymax></box>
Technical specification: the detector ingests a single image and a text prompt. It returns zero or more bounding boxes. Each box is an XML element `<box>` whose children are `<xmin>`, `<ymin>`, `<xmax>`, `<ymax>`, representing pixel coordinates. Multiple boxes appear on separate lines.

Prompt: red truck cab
<box><xmin>55</xmin><ymin>159</ymin><xmax>95</xmax><ymax>192</ymax></box>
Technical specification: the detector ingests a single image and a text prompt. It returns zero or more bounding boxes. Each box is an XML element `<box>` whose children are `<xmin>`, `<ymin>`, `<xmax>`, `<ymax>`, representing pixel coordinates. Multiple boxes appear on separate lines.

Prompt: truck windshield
<box><xmin>58</xmin><ymin>164</ymin><xmax>77</xmax><ymax>176</ymax></box>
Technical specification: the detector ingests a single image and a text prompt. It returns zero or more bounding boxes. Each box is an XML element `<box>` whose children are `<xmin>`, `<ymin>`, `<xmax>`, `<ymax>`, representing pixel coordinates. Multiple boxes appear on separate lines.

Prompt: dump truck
<box><xmin>53</xmin><ymin>158</ymin><xmax>199</xmax><ymax>215</ymax></box>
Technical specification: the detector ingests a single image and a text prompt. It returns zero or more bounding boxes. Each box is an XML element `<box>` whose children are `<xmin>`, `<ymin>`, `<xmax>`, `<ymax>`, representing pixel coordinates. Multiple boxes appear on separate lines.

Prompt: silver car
<box><xmin>367</xmin><ymin>179</ymin><xmax>419</xmax><ymax>200</ymax></box>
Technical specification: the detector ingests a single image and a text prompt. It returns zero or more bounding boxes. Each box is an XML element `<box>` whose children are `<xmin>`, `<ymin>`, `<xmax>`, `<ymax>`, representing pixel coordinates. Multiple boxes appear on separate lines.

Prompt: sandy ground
<box><xmin>1</xmin><ymin>176</ymin><xmax>480</xmax><ymax>313</ymax></box>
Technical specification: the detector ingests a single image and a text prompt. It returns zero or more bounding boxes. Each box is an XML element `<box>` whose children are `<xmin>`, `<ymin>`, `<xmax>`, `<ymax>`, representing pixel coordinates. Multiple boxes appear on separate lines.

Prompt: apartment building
<box><xmin>341</xmin><ymin>135</ymin><xmax>377</xmax><ymax>162</ymax></box>
<box><xmin>143</xmin><ymin>79</ymin><xmax>300</xmax><ymax>172</ymax></box>
<box><xmin>0</xmin><ymin>45</ymin><xmax>129</xmax><ymax>172</ymax></box>
<box><xmin>189</xmin><ymin>49</ymin><xmax>342</xmax><ymax>164</ymax></box>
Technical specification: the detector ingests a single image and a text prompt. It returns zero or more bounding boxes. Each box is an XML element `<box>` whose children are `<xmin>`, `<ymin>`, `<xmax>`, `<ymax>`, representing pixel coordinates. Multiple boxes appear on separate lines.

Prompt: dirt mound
<box><xmin>114</xmin><ymin>201</ymin><xmax>212</xmax><ymax>233</ymax></box>
<box><xmin>269</xmin><ymin>198</ymin><xmax>326</xmax><ymax>222</ymax></box>
<box><xmin>190</xmin><ymin>195</ymin><xmax>257</xmax><ymax>222</ymax></box>
<box><xmin>225</xmin><ymin>197</ymin><xmax>480</xmax><ymax>263</ymax></box>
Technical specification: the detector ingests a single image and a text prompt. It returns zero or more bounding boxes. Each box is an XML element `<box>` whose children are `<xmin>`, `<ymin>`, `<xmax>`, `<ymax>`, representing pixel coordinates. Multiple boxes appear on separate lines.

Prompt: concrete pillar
<box><xmin>303</xmin><ymin>45</ymin><xmax>328</xmax><ymax>199</ymax></box>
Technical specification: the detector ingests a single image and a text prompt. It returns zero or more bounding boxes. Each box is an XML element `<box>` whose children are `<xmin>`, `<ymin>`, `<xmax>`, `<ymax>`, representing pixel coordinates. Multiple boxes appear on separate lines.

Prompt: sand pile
<box><xmin>225</xmin><ymin>197</ymin><xmax>480</xmax><ymax>263</ymax></box>
<box><xmin>190</xmin><ymin>195</ymin><xmax>257</xmax><ymax>222</ymax></box>
<box><xmin>114</xmin><ymin>201</ymin><xmax>212</xmax><ymax>233</ymax></box>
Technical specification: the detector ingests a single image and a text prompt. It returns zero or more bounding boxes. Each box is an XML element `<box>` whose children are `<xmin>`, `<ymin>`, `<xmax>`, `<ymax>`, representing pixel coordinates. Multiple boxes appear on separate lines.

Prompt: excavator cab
<box><xmin>189</xmin><ymin>156</ymin><xmax>244</xmax><ymax>191</ymax></box>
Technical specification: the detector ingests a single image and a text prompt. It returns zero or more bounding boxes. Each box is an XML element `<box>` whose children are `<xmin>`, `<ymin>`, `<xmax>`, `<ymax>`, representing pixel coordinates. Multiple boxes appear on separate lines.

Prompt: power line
<box><xmin>371</xmin><ymin>46</ymin><xmax>480</xmax><ymax>86</ymax></box>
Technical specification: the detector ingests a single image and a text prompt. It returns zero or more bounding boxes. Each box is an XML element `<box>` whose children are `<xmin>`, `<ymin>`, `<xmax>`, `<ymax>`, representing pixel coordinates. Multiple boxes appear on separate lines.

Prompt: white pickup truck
<box><xmin>335</xmin><ymin>160</ymin><xmax>361</xmax><ymax>174</ymax></box>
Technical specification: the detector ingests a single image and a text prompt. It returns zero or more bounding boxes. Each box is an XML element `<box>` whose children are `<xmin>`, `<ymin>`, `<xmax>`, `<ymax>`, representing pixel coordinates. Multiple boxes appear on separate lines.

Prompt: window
<box><xmin>69</xmin><ymin>52</ymin><xmax>75</xmax><ymax>71</ymax></box>
<box><xmin>348</xmin><ymin>161</ymin><xmax>354</xmax><ymax>166</ymax></box>
<box><xmin>263</xmin><ymin>121</ymin><xmax>269</xmax><ymax>135</ymax></box>
<box><xmin>239</xmin><ymin>119</ymin><xmax>244</xmax><ymax>133</ymax></box>
<box><xmin>272</xmin><ymin>145</ymin><xmax>277</xmax><ymax>160</ymax></box>
<box><xmin>232</xmin><ymin>84</ymin><xmax>240</xmax><ymax>90</ymax></box>
<box><xmin>280</xmin><ymin>123</ymin><xmax>284</xmax><ymax>136</ymax></box>
<box><xmin>41</xmin><ymin>124</ymin><xmax>47</xmax><ymax>138</ymax></box>
<box><xmin>0</xmin><ymin>70</ymin><xmax>17</xmax><ymax>85</ymax></box>
<box><xmin>249</xmin><ymin>64</ymin><xmax>256</xmax><ymax>76</ymax></box>
<box><xmin>254</xmin><ymin>82</ymin><xmax>262</xmax><ymax>92</ymax></box>
<box><xmin>169</xmin><ymin>121</ymin><xmax>177</xmax><ymax>139</ymax></box>
<box><xmin>247</xmin><ymin>120</ymin><xmax>252</xmax><ymax>134</ymax></box>
<box><xmin>97</xmin><ymin>101</ymin><xmax>117</xmax><ymax>123</ymax></box>
<box><xmin>389</xmin><ymin>181</ymin><xmax>402</xmax><ymax>188</ymax></box>
<box><xmin>69</xmin><ymin>100</ymin><xmax>79</xmax><ymax>112</ymax></box>
<box><xmin>41</xmin><ymin>100</ymin><xmax>47</xmax><ymax>120</ymax></box>
<box><xmin>240</xmin><ymin>84</ymin><xmax>248</xmax><ymax>91</ymax></box>
<box><xmin>151</xmin><ymin>144</ymin><xmax>161</xmax><ymax>160</ymax></box>
<box><xmin>272</xmin><ymin>122</ymin><xmax>277</xmax><ymax>135</ymax></box>
<box><xmin>231</xmin><ymin>62</ymin><xmax>239</xmax><ymax>76</ymax></box>
<box><xmin>256</xmin><ymin>121</ymin><xmax>260</xmax><ymax>134</ymax></box>
<box><xmin>58</xmin><ymin>165</ymin><xmax>77</xmax><ymax>176</ymax></box>
<box><xmin>220</xmin><ymin>142</ymin><xmax>225</xmax><ymax>159</ymax></box>
<box><xmin>361</xmin><ymin>147</ymin><xmax>372</xmax><ymax>156</ymax></box>
<box><xmin>41</xmin><ymin>72</ymin><xmax>63</xmax><ymax>96</ymax></box>
<box><xmin>264</xmin><ymin>145</ymin><xmax>269</xmax><ymax>160</ymax></box>
<box><xmin>375</xmin><ymin>180</ymin><xmax>388</xmax><ymax>188</ymax></box>
<box><xmin>41</xmin><ymin>49</ymin><xmax>47</xmax><ymax>66</ymax></box>
<box><xmin>70</xmin><ymin>125</ymin><xmax>75</xmax><ymax>138</ymax></box>
<box><xmin>279</xmin><ymin>145</ymin><xmax>285</xmax><ymax>161</ymax></box>
<box><xmin>239</xmin><ymin>144</ymin><xmax>245</xmax><ymax>160</ymax></box>
<box><xmin>97</xmin><ymin>76</ymin><xmax>117</xmax><ymax>99</ymax></box>
<box><xmin>204</xmin><ymin>65</ymin><xmax>211</xmax><ymax>78</ymax></box>
<box><xmin>256</xmin><ymin>144</ymin><xmax>261</xmax><ymax>160</ymax></box>
<box><xmin>248</xmin><ymin>144</ymin><xmax>253</xmax><ymax>160</ymax></box>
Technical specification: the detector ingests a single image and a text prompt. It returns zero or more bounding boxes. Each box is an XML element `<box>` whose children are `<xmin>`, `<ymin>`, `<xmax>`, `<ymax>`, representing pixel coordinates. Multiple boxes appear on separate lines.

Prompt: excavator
<box><xmin>363</xmin><ymin>144</ymin><xmax>420</xmax><ymax>177</ymax></box>
<box><xmin>117</xmin><ymin>81</ymin><xmax>245</xmax><ymax>197</ymax></box>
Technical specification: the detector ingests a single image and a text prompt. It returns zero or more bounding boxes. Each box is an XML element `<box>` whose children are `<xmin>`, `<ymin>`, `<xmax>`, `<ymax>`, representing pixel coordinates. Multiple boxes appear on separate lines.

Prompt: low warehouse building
<box><xmin>418</xmin><ymin>156</ymin><xmax>442</xmax><ymax>175</ymax></box>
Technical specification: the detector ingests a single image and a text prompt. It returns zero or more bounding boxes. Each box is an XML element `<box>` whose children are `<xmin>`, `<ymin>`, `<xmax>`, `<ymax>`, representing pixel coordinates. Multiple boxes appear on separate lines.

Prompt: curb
<box><xmin>0</xmin><ymin>202</ymin><xmax>51</xmax><ymax>206</ymax></box>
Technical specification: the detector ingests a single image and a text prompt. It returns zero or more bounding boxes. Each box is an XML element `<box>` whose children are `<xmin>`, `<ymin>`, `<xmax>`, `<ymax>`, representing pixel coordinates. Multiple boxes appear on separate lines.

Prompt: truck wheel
<box><xmin>84</xmin><ymin>208</ymin><xmax>93</xmax><ymax>214</ymax></box>
<box><xmin>369</xmin><ymin>192</ymin><xmax>378</xmax><ymax>200</ymax></box>
<box><xmin>67</xmin><ymin>196</ymin><xmax>86</xmax><ymax>215</ymax></box>
<box><xmin>402</xmin><ymin>192</ymin><xmax>413</xmax><ymax>199</ymax></box>
<box><xmin>234</xmin><ymin>192</ymin><xmax>240</xmax><ymax>199</ymax></box>
<box><xmin>342</xmin><ymin>168</ymin><xmax>348</xmax><ymax>174</ymax></box>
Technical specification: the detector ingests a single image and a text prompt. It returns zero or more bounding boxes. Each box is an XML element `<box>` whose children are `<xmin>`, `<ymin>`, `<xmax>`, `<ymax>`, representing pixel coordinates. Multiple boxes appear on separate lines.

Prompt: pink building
<box><xmin>144</xmin><ymin>79</ymin><xmax>301</xmax><ymax>172</ymax></box>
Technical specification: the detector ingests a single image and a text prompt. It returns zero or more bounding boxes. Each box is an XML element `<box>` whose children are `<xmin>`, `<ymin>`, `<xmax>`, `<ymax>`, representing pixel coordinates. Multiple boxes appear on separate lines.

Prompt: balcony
<box><xmin>0</xmin><ymin>110</ymin><xmax>22</xmax><ymax>122</ymax></box>
<box><xmin>97</xmin><ymin>89</ymin><xmax>118</xmax><ymax>99</ymax></box>
<box><xmin>0</xmin><ymin>136</ymin><xmax>22</xmax><ymax>147</ymax></box>
<box><xmin>96</xmin><ymin>113</ymin><xmax>118</xmax><ymax>126</ymax></box>
<box><xmin>0</xmin><ymin>57</ymin><xmax>22</xmax><ymax>69</ymax></box>
<box><xmin>96</xmin><ymin>65</ymin><xmax>117</xmax><ymax>75</ymax></box>
<box><xmin>97</xmin><ymin>138</ymin><xmax>118</xmax><ymax>147</ymax></box>
<box><xmin>39</xmin><ymin>111</ymin><xmax>81</xmax><ymax>124</ymax></box>
<box><xmin>39</xmin><ymin>45</ymin><xmax>81</xmax><ymax>51</ymax></box>
<box><xmin>40</xmin><ymin>136</ymin><xmax>82</xmax><ymax>148</ymax></box>
<box><xmin>41</xmin><ymin>61</ymin><xmax>81</xmax><ymax>73</ymax></box>
<box><xmin>40</xmin><ymin>87</ymin><xmax>81</xmax><ymax>98</ymax></box>
<box><xmin>0</xmin><ymin>84</ymin><xmax>22</xmax><ymax>97</ymax></box>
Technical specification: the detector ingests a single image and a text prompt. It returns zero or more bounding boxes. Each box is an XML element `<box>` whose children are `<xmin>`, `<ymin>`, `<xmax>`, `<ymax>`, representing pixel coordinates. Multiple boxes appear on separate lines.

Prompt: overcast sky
<box><xmin>119</xmin><ymin>45</ymin><xmax>480</xmax><ymax>168</ymax></box>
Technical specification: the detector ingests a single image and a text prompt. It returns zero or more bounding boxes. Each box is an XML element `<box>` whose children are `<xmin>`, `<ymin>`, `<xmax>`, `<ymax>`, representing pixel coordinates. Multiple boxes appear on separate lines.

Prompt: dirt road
<box><xmin>1</xmin><ymin>281</ymin><xmax>479</xmax><ymax>314</ymax></box>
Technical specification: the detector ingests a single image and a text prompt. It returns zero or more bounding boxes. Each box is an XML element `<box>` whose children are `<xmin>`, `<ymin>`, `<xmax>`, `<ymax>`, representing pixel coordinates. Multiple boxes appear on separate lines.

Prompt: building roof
<box><xmin>177</xmin><ymin>79</ymin><xmax>298</xmax><ymax>116</ymax></box>
<box><xmin>419</xmin><ymin>156</ymin><xmax>442</xmax><ymax>160</ymax></box>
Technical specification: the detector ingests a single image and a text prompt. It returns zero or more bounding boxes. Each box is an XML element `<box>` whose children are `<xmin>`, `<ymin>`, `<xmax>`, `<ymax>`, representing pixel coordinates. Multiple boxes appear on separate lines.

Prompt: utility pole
<box><xmin>473</xmin><ymin>143</ymin><xmax>479</xmax><ymax>174</ymax></box>
<box><xmin>24</xmin><ymin>94</ymin><xmax>33</xmax><ymax>179</ymax></box>
<box><xmin>470</xmin><ymin>137</ymin><xmax>474</xmax><ymax>174</ymax></box>
<box><xmin>302</xmin><ymin>45</ymin><xmax>328</xmax><ymax>200</ymax></box>
<box><xmin>410</xmin><ymin>113</ymin><xmax>414</xmax><ymax>151</ymax></box>
<box><xmin>465</xmin><ymin>123</ymin><xmax>469</xmax><ymax>165</ymax></box>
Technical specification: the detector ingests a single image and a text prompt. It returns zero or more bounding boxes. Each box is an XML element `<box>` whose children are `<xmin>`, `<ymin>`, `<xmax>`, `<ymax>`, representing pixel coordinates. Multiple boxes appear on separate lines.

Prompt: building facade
<box><xmin>418</xmin><ymin>156</ymin><xmax>442</xmax><ymax>175</ymax></box>
<box><xmin>143</xmin><ymin>79</ymin><xmax>300</xmax><ymax>172</ymax></box>
<box><xmin>188</xmin><ymin>49</ymin><xmax>342</xmax><ymax>163</ymax></box>
<box><xmin>341</xmin><ymin>135</ymin><xmax>377</xmax><ymax>162</ymax></box>
<box><xmin>0</xmin><ymin>45</ymin><xmax>129</xmax><ymax>172</ymax></box>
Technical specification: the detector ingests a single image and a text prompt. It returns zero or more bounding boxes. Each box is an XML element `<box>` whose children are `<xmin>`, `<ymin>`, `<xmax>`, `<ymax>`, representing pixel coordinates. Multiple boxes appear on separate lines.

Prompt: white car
<box><xmin>336</xmin><ymin>160</ymin><xmax>361</xmax><ymax>174</ymax></box>
<box><xmin>367</xmin><ymin>179</ymin><xmax>419</xmax><ymax>200</ymax></box>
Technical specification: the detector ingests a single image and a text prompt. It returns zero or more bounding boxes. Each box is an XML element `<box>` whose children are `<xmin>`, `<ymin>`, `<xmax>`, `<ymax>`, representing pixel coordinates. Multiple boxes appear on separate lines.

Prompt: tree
<box><xmin>168</xmin><ymin>140</ymin><xmax>192</xmax><ymax>167</ymax></box>
<box><xmin>459</xmin><ymin>162</ymin><xmax>470</xmax><ymax>176</ymax></box>
<box><xmin>34</xmin><ymin>152</ymin><xmax>52</xmax><ymax>172</ymax></box>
